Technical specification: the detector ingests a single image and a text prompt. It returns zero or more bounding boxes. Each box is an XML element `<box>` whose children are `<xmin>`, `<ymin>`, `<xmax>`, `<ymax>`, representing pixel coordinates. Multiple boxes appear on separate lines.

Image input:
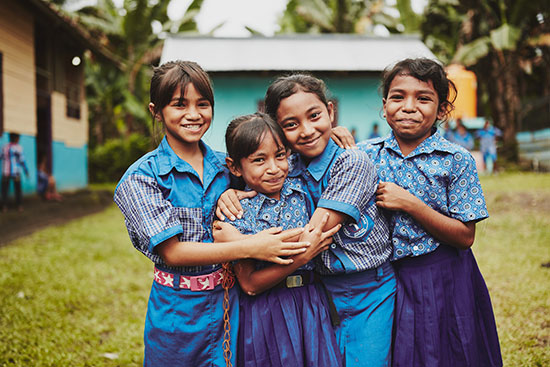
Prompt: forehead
<box><xmin>277</xmin><ymin>91</ymin><xmax>324</xmax><ymax>115</ymax></box>
<box><xmin>388</xmin><ymin>74</ymin><xmax>437</xmax><ymax>94</ymax></box>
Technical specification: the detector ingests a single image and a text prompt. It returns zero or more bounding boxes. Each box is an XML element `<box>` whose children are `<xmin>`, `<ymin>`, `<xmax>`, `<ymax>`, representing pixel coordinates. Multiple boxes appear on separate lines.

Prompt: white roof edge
<box><xmin>161</xmin><ymin>35</ymin><xmax>438</xmax><ymax>72</ymax></box>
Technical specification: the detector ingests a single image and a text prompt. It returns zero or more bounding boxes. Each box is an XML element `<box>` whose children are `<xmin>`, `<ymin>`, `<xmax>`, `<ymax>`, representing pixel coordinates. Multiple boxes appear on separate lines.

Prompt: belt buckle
<box><xmin>286</xmin><ymin>275</ymin><xmax>303</xmax><ymax>288</ymax></box>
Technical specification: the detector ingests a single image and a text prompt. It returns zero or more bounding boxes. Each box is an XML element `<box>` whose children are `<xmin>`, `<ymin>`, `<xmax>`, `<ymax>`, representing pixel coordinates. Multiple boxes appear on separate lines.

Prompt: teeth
<box><xmin>183</xmin><ymin>124</ymin><xmax>201</xmax><ymax>130</ymax></box>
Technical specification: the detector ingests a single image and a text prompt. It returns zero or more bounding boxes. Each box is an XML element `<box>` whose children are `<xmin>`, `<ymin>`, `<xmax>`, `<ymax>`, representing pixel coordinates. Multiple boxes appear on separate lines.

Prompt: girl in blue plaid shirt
<box><xmin>219</xmin><ymin>75</ymin><xmax>396</xmax><ymax>367</ymax></box>
<box><xmin>114</xmin><ymin>60</ymin><xmax>310</xmax><ymax>367</ymax></box>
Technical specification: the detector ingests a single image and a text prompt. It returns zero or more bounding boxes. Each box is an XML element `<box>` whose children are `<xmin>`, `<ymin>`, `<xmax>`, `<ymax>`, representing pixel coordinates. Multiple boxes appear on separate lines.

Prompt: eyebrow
<box><xmin>389</xmin><ymin>88</ymin><xmax>437</xmax><ymax>96</ymax></box>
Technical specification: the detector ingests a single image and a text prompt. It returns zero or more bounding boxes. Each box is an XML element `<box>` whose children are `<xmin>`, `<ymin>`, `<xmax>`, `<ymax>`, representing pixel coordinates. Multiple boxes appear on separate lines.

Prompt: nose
<box><xmin>185</xmin><ymin>105</ymin><xmax>200</xmax><ymax>120</ymax></box>
<box><xmin>299</xmin><ymin>120</ymin><xmax>315</xmax><ymax>138</ymax></box>
<box><xmin>266</xmin><ymin>158</ymin><xmax>279</xmax><ymax>173</ymax></box>
<box><xmin>402</xmin><ymin>97</ymin><xmax>417</xmax><ymax>112</ymax></box>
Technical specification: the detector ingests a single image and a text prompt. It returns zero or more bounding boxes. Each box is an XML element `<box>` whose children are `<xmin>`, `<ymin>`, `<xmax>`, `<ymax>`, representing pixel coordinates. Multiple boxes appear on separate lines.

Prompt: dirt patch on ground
<box><xmin>0</xmin><ymin>189</ymin><xmax>113</xmax><ymax>246</ymax></box>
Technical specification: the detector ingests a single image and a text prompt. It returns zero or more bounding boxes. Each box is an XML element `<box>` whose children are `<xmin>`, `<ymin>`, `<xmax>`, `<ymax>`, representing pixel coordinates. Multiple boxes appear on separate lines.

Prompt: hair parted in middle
<box><xmin>264</xmin><ymin>74</ymin><xmax>330</xmax><ymax>121</ymax></box>
<box><xmin>225</xmin><ymin>112</ymin><xmax>288</xmax><ymax>168</ymax></box>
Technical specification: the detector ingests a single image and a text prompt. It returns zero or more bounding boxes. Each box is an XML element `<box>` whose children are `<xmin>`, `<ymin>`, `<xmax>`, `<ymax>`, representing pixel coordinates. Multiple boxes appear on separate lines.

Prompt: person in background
<box><xmin>369</xmin><ymin>122</ymin><xmax>381</xmax><ymax>139</ymax></box>
<box><xmin>37</xmin><ymin>157</ymin><xmax>62</xmax><ymax>201</ymax></box>
<box><xmin>1</xmin><ymin>133</ymin><xmax>29</xmax><ymax>212</ymax></box>
<box><xmin>452</xmin><ymin>118</ymin><xmax>474</xmax><ymax>151</ymax></box>
<box><xmin>476</xmin><ymin>120</ymin><xmax>502</xmax><ymax>174</ymax></box>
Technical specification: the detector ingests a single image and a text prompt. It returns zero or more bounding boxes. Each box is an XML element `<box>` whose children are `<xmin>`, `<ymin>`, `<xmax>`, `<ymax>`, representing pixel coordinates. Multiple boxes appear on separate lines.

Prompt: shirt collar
<box><xmin>243</xmin><ymin>177</ymin><xmax>306</xmax><ymax>208</ymax></box>
<box><xmin>380</xmin><ymin>129</ymin><xmax>458</xmax><ymax>158</ymax></box>
<box><xmin>157</xmin><ymin>137</ymin><xmax>224</xmax><ymax>176</ymax></box>
<box><xmin>305</xmin><ymin>139</ymin><xmax>340</xmax><ymax>181</ymax></box>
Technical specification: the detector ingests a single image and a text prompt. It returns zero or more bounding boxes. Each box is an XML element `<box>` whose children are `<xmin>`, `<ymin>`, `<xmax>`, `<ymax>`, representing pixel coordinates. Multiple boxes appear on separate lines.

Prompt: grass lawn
<box><xmin>0</xmin><ymin>172</ymin><xmax>549</xmax><ymax>366</ymax></box>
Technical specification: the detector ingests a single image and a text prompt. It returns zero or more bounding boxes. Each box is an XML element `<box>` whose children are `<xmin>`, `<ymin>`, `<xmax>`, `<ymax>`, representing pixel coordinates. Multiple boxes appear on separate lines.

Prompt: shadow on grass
<box><xmin>0</xmin><ymin>188</ymin><xmax>113</xmax><ymax>246</ymax></box>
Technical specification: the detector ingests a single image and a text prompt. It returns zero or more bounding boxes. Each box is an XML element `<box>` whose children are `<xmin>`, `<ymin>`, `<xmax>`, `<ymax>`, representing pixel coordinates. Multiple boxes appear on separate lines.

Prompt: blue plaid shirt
<box><xmin>288</xmin><ymin>139</ymin><xmax>392</xmax><ymax>274</ymax></box>
<box><xmin>231</xmin><ymin>177</ymin><xmax>314</xmax><ymax>271</ymax></box>
<box><xmin>358</xmin><ymin>130</ymin><xmax>489</xmax><ymax>260</ymax></box>
<box><xmin>114</xmin><ymin>137</ymin><xmax>232</xmax><ymax>274</ymax></box>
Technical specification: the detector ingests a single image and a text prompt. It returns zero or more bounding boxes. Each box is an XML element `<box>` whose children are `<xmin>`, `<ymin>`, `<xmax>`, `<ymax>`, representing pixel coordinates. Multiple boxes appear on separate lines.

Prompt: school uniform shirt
<box><xmin>114</xmin><ymin>136</ymin><xmax>231</xmax><ymax>274</ymax></box>
<box><xmin>230</xmin><ymin>177</ymin><xmax>314</xmax><ymax>271</ymax></box>
<box><xmin>476</xmin><ymin>126</ymin><xmax>502</xmax><ymax>157</ymax></box>
<box><xmin>358</xmin><ymin>130</ymin><xmax>489</xmax><ymax>260</ymax></box>
<box><xmin>1</xmin><ymin>143</ymin><xmax>28</xmax><ymax>178</ymax></box>
<box><xmin>288</xmin><ymin>139</ymin><xmax>392</xmax><ymax>274</ymax></box>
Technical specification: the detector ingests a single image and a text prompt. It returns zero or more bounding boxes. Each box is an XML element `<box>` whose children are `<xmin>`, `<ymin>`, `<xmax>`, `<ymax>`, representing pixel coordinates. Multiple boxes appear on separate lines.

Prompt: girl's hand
<box><xmin>375</xmin><ymin>181</ymin><xmax>421</xmax><ymax>212</ymax></box>
<box><xmin>250</xmin><ymin>227</ymin><xmax>309</xmax><ymax>265</ymax></box>
<box><xmin>331</xmin><ymin>126</ymin><xmax>357</xmax><ymax>149</ymax></box>
<box><xmin>215</xmin><ymin>189</ymin><xmax>257</xmax><ymax>221</ymax></box>
<box><xmin>295</xmin><ymin>213</ymin><xmax>341</xmax><ymax>264</ymax></box>
<box><xmin>212</xmin><ymin>220</ymin><xmax>244</xmax><ymax>242</ymax></box>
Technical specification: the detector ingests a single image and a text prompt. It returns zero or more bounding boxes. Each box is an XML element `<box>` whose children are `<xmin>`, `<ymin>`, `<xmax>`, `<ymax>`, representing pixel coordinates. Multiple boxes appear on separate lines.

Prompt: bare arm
<box><xmin>331</xmin><ymin>126</ymin><xmax>357</xmax><ymax>149</ymax></box>
<box><xmin>235</xmin><ymin>214</ymin><xmax>341</xmax><ymax>295</ymax></box>
<box><xmin>215</xmin><ymin>189</ymin><xmax>257</xmax><ymax>221</ymax></box>
<box><xmin>157</xmin><ymin>226</ymin><xmax>309</xmax><ymax>267</ymax></box>
<box><xmin>375</xmin><ymin>181</ymin><xmax>475</xmax><ymax>249</ymax></box>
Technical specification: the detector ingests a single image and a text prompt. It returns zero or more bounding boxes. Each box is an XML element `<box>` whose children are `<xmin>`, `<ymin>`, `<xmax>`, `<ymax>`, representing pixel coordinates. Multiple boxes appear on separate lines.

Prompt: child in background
<box><xmin>37</xmin><ymin>157</ymin><xmax>62</xmax><ymax>201</ymax></box>
<box><xmin>358</xmin><ymin>58</ymin><xmax>502</xmax><ymax>367</ymax></box>
<box><xmin>476</xmin><ymin>119</ymin><xmax>502</xmax><ymax>174</ymax></box>
<box><xmin>214</xmin><ymin>112</ymin><xmax>343</xmax><ymax>367</ymax></box>
<box><xmin>113</xmin><ymin>60</ymin><xmax>310</xmax><ymax>367</ymax></box>
<box><xmin>1</xmin><ymin>133</ymin><xmax>29</xmax><ymax>212</ymax></box>
<box><xmin>264</xmin><ymin>74</ymin><xmax>396</xmax><ymax>367</ymax></box>
<box><xmin>452</xmin><ymin>118</ymin><xmax>474</xmax><ymax>151</ymax></box>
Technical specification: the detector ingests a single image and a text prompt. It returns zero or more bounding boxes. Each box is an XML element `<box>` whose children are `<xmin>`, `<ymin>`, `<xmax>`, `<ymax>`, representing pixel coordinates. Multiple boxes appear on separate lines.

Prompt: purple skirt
<box><xmin>238</xmin><ymin>279</ymin><xmax>343</xmax><ymax>367</ymax></box>
<box><xmin>392</xmin><ymin>245</ymin><xmax>502</xmax><ymax>367</ymax></box>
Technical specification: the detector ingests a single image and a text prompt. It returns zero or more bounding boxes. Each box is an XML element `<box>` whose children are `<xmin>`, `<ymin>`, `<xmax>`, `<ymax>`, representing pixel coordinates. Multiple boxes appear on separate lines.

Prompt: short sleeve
<box><xmin>448</xmin><ymin>151</ymin><xmax>489</xmax><ymax>222</ymax></box>
<box><xmin>319</xmin><ymin>149</ymin><xmax>378</xmax><ymax>223</ymax></box>
<box><xmin>114</xmin><ymin>173</ymin><xmax>186</xmax><ymax>257</ymax></box>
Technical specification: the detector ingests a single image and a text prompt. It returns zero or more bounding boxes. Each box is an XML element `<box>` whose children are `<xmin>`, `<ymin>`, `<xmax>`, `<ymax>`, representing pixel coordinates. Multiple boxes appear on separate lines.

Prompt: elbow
<box><xmin>239</xmin><ymin>283</ymin><xmax>260</xmax><ymax>296</ymax></box>
<box><xmin>160</xmin><ymin>252</ymin><xmax>179</xmax><ymax>267</ymax></box>
<box><xmin>456</xmin><ymin>233</ymin><xmax>475</xmax><ymax>250</ymax></box>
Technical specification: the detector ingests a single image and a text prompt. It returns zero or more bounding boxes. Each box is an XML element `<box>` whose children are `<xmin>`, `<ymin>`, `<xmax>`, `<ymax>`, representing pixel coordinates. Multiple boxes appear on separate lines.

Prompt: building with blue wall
<box><xmin>161</xmin><ymin>35</ymin><xmax>437</xmax><ymax>152</ymax></box>
<box><xmin>0</xmin><ymin>0</ymin><xmax>110</xmax><ymax>197</ymax></box>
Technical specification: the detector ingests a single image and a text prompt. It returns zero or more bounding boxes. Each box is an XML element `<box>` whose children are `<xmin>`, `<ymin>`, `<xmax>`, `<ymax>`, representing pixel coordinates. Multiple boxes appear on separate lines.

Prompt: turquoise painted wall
<box><xmin>0</xmin><ymin>132</ymin><xmax>87</xmax><ymax>197</ymax></box>
<box><xmin>52</xmin><ymin>141</ymin><xmax>88</xmax><ymax>191</ymax></box>
<box><xmin>202</xmin><ymin>73</ymin><xmax>389</xmax><ymax>152</ymax></box>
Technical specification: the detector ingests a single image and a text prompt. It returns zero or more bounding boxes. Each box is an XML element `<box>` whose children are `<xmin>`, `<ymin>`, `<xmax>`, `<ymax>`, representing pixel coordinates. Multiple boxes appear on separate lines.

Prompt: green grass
<box><xmin>0</xmin><ymin>173</ymin><xmax>549</xmax><ymax>366</ymax></box>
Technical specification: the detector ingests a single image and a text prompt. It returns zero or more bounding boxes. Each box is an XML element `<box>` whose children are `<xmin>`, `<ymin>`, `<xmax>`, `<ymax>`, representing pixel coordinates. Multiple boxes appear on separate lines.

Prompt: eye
<box><xmin>198</xmin><ymin>100</ymin><xmax>211</xmax><ymax>108</ymax></box>
<box><xmin>276</xmin><ymin>151</ymin><xmax>287</xmax><ymax>159</ymax></box>
<box><xmin>418</xmin><ymin>96</ymin><xmax>433</xmax><ymax>102</ymax></box>
<box><xmin>388</xmin><ymin>94</ymin><xmax>403</xmax><ymax>100</ymax></box>
<box><xmin>282</xmin><ymin>121</ymin><xmax>297</xmax><ymax>129</ymax></box>
<box><xmin>252</xmin><ymin>157</ymin><xmax>265</xmax><ymax>163</ymax></box>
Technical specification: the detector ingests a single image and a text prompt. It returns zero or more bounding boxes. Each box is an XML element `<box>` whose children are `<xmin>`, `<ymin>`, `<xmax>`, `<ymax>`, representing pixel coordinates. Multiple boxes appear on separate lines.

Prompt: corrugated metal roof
<box><xmin>161</xmin><ymin>34</ymin><xmax>437</xmax><ymax>72</ymax></box>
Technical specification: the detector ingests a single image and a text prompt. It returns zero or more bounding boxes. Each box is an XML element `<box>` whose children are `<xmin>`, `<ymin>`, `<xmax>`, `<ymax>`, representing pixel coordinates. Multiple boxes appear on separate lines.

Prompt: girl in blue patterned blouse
<box><xmin>114</xmin><ymin>61</ymin><xmax>311</xmax><ymax>367</ymax></box>
<box><xmin>213</xmin><ymin>112</ymin><xmax>343</xmax><ymax>367</ymax></box>
<box><xmin>358</xmin><ymin>58</ymin><xmax>502</xmax><ymax>367</ymax></box>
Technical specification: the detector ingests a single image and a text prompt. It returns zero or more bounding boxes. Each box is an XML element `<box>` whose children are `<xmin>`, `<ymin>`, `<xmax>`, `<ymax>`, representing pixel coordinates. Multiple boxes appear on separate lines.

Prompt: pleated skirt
<box><xmin>237</xmin><ymin>280</ymin><xmax>343</xmax><ymax>367</ymax></box>
<box><xmin>392</xmin><ymin>245</ymin><xmax>503</xmax><ymax>367</ymax></box>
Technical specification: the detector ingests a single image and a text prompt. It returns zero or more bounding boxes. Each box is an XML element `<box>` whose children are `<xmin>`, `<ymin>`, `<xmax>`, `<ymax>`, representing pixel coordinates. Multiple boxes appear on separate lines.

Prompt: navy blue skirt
<box><xmin>237</xmin><ymin>279</ymin><xmax>343</xmax><ymax>367</ymax></box>
<box><xmin>392</xmin><ymin>245</ymin><xmax>502</xmax><ymax>367</ymax></box>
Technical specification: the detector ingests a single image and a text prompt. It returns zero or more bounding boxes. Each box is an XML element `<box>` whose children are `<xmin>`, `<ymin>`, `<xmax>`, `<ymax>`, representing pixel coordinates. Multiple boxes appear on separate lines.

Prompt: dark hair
<box><xmin>264</xmin><ymin>74</ymin><xmax>329</xmax><ymax>121</ymax></box>
<box><xmin>9</xmin><ymin>133</ymin><xmax>20</xmax><ymax>143</ymax></box>
<box><xmin>225</xmin><ymin>112</ymin><xmax>287</xmax><ymax>167</ymax></box>
<box><xmin>149</xmin><ymin>60</ymin><xmax>214</xmax><ymax>121</ymax></box>
<box><xmin>381</xmin><ymin>58</ymin><xmax>457</xmax><ymax>121</ymax></box>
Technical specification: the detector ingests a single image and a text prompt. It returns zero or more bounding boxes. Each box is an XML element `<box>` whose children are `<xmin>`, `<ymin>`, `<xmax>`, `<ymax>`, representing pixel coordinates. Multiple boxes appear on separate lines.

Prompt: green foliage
<box><xmin>88</xmin><ymin>133</ymin><xmax>152</xmax><ymax>183</ymax></box>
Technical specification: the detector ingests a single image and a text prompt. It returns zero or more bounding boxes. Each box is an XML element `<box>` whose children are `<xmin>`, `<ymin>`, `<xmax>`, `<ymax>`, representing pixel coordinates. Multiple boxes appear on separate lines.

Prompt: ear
<box><xmin>225</xmin><ymin>157</ymin><xmax>242</xmax><ymax>177</ymax></box>
<box><xmin>149</xmin><ymin>103</ymin><xmax>161</xmax><ymax>121</ymax></box>
<box><xmin>382</xmin><ymin>98</ymin><xmax>387</xmax><ymax>118</ymax></box>
<box><xmin>437</xmin><ymin>103</ymin><xmax>447</xmax><ymax>121</ymax></box>
<box><xmin>327</xmin><ymin>101</ymin><xmax>335</xmax><ymax>124</ymax></box>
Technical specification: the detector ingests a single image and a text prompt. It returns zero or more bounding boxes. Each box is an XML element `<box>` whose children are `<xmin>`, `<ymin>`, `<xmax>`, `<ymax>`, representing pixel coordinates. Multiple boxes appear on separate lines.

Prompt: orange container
<box><xmin>446</xmin><ymin>64</ymin><xmax>477</xmax><ymax>119</ymax></box>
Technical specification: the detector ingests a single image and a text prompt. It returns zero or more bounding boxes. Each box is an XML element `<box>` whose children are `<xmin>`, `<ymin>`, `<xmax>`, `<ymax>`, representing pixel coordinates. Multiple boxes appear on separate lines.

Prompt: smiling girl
<box><xmin>113</xmin><ymin>61</ymin><xmax>310</xmax><ymax>366</ymax></box>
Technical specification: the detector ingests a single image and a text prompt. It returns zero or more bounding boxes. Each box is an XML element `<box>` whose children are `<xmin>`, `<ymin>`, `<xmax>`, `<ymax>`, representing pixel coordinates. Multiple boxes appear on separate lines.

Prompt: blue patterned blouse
<box><xmin>231</xmin><ymin>177</ymin><xmax>313</xmax><ymax>270</ymax></box>
<box><xmin>358</xmin><ymin>130</ymin><xmax>489</xmax><ymax>260</ymax></box>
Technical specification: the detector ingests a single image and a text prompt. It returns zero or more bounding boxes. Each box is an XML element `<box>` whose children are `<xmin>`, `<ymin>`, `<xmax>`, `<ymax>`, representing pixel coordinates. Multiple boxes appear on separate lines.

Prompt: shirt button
<box><xmin>330</xmin><ymin>244</ymin><xmax>337</xmax><ymax>249</ymax></box>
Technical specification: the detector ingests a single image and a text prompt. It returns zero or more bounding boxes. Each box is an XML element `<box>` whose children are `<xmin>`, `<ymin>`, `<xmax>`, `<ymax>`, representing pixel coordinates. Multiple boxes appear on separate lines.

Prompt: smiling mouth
<box><xmin>397</xmin><ymin>118</ymin><xmax>420</xmax><ymax>124</ymax></box>
<box><xmin>181</xmin><ymin>123</ymin><xmax>203</xmax><ymax>131</ymax></box>
<box><xmin>299</xmin><ymin>135</ymin><xmax>320</xmax><ymax>146</ymax></box>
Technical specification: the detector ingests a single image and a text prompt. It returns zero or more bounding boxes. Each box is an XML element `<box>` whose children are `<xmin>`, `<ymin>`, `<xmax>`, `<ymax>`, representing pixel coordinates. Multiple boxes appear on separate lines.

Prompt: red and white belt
<box><xmin>154</xmin><ymin>267</ymin><xmax>225</xmax><ymax>291</ymax></box>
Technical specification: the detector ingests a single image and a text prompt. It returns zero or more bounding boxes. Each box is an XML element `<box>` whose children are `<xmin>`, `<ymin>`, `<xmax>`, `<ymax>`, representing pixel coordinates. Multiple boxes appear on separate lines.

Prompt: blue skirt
<box><xmin>144</xmin><ymin>280</ymin><xmax>239</xmax><ymax>367</ymax></box>
<box><xmin>392</xmin><ymin>245</ymin><xmax>502</xmax><ymax>367</ymax></box>
<box><xmin>237</xmin><ymin>279</ymin><xmax>343</xmax><ymax>367</ymax></box>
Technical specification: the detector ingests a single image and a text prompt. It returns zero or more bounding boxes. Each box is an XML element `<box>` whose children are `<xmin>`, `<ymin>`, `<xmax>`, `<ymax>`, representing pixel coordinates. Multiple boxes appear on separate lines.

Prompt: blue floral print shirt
<box><xmin>358</xmin><ymin>130</ymin><xmax>489</xmax><ymax>260</ymax></box>
<box><xmin>231</xmin><ymin>177</ymin><xmax>314</xmax><ymax>271</ymax></box>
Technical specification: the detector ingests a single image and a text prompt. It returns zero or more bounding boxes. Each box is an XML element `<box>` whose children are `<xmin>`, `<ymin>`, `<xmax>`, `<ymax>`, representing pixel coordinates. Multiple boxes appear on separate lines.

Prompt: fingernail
<box><xmin>237</xmin><ymin>213</ymin><xmax>242</xmax><ymax>219</ymax></box>
<box><xmin>230</xmin><ymin>215</ymin><xmax>236</xmax><ymax>221</ymax></box>
<box><xmin>219</xmin><ymin>215</ymin><xmax>225</xmax><ymax>221</ymax></box>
